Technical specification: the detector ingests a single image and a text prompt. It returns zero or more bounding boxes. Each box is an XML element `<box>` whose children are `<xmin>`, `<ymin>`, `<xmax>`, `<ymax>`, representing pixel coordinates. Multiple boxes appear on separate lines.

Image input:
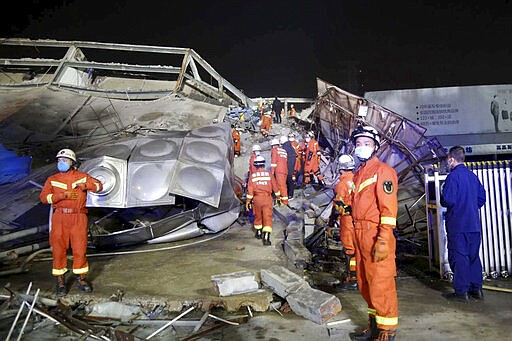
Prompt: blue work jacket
<box><xmin>441</xmin><ymin>164</ymin><xmax>486</xmax><ymax>235</ymax></box>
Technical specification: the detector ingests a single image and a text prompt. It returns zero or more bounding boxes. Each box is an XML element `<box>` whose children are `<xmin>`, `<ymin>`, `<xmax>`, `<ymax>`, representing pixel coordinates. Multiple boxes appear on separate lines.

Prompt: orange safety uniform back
<box><xmin>247</xmin><ymin>169</ymin><xmax>277</xmax><ymax>198</ymax></box>
<box><xmin>271</xmin><ymin>146</ymin><xmax>288</xmax><ymax>175</ymax></box>
<box><xmin>304</xmin><ymin>137</ymin><xmax>321</xmax><ymax>167</ymax></box>
<box><xmin>232</xmin><ymin>129</ymin><xmax>241</xmax><ymax>153</ymax></box>
<box><xmin>40</xmin><ymin>169</ymin><xmax>103</xmax><ymax>210</ymax></box>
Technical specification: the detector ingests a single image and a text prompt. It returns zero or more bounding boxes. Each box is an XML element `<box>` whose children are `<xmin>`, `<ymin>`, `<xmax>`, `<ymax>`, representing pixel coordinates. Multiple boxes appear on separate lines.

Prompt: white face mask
<box><xmin>305</xmin><ymin>137</ymin><xmax>311</xmax><ymax>142</ymax></box>
<box><xmin>354</xmin><ymin>146</ymin><xmax>374</xmax><ymax>161</ymax></box>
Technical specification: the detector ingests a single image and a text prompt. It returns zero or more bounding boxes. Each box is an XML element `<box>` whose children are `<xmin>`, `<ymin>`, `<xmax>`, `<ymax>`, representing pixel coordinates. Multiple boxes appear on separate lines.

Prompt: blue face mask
<box><xmin>57</xmin><ymin>161</ymin><xmax>70</xmax><ymax>172</ymax></box>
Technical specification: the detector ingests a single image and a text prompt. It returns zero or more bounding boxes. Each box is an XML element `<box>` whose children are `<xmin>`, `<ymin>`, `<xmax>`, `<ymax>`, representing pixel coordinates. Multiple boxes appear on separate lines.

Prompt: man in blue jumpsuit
<box><xmin>441</xmin><ymin>146</ymin><xmax>486</xmax><ymax>302</ymax></box>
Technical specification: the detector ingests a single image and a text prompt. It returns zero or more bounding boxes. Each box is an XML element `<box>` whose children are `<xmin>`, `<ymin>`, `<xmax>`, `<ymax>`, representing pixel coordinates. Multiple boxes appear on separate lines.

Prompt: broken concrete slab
<box><xmin>283</xmin><ymin>239</ymin><xmax>311</xmax><ymax>269</ymax></box>
<box><xmin>273</xmin><ymin>204</ymin><xmax>299</xmax><ymax>224</ymax></box>
<box><xmin>286</xmin><ymin>285</ymin><xmax>342</xmax><ymax>325</ymax></box>
<box><xmin>284</xmin><ymin>220</ymin><xmax>303</xmax><ymax>241</ymax></box>
<box><xmin>211</xmin><ymin>271</ymin><xmax>259</xmax><ymax>297</ymax></box>
<box><xmin>260</xmin><ymin>265</ymin><xmax>307</xmax><ymax>299</ymax></box>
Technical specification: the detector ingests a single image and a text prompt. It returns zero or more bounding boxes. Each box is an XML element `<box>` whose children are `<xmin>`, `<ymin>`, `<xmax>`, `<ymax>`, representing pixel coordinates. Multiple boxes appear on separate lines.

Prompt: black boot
<box><xmin>340</xmin><ymin>254</ymin><xmax>358</xmax><ymax>290</ymax></box>
<box><xmin>55</xmin><ymin>275</ymin><xmax>67</xmax><ymax>297</ymax></box>
<box><xmin>262</xmin><ymin>232</ymin><xmax>272</xmax><ymax>246</ymax></box>
<box><xmin>339</xmin><ymin>279</ymin><xmax>358</xmax><ymax>291</ymax></box>
<box><xmin>374</xmin><ymin>329</ymin><xmax>397</xmax><ymax>341</ymax></box>
<box><xmin>446</xmin><ymin>292</ymin><xmax>469</xmax><ymax>303</ymax></box>
<box><xmin>351</xmin><ymin>316</ymin><xmax>377</xmax><ymax>341</ymax></box>
<box><xmin>469</xmin><ymin>289</ymin><xmax>484</xmax><ymax>300</ymax></box>
<box><xmin>76</xmin><ymin>274</ymin><xmax>92</xmax><ymax>293</ymax></box>
<box><xmin>255</xmin><ymin>229</ymin><xmax>262</xmax><ymax>239</ymax></box>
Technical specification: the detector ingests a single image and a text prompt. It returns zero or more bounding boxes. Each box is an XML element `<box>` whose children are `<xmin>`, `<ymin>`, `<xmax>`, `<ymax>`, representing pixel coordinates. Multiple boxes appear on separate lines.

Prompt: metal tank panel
<box><xmin>170</xmin><ymin>162</ymin><xmax>224</xmax><ymax>207</ymax></box>
<box><xmin>126</xmin><ymin>137</ymin><xmax>181</xmax><ymax>207</ymax></box>
<box><xmin>79</xmin><ymin>156</ymin><xmax>127</xmax><ymax>208</ymax></box>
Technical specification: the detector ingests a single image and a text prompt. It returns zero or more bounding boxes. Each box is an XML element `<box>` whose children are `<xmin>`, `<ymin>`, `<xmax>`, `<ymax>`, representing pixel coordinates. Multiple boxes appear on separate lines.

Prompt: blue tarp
<box><xmin>0</xmin><ymin>144</ymin><xmax>31</xmax><ymax>185</ymax></box>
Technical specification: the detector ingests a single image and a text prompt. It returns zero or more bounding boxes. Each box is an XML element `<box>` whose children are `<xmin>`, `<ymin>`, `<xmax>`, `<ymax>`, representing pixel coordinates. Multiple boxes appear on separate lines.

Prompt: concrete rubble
<box><xmin>210</xmin><ymin>271</ymin><xmax>259</xmax><ymax>297</ymax></box>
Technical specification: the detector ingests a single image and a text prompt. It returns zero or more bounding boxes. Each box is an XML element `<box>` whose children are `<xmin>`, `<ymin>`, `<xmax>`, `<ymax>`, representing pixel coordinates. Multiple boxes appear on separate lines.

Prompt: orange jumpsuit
<box><xmin>246</xmin><ymin>169</ymin><xmax>278</xmax><ymax>234</ymax></box>
<box><xmin>334</xmin><ymin>172</ymin><xmax>355</xmax><ymax>255</ymax></box>
<box><xmin>232</xmin><ymin>129</ymin><xmax>241</xmax><ymax>156</ymax></box>
<box><xmin>271</xmin><ymin>145</ymin><xmax>288</xmax><ymax>204</ymax></box>
<box><xmin>351</xmin><ymin>156</ymin><xmax>398</xmax><ymax>331</ymax></box>
<box><xmin>304</xmin><ymin>137</ymin><xmax>323</xmax><ymax>183</ymax></box>
<box><xmin>40</xmin><ymin>169</ymin><xmax>103</xmax><ymax>277</ymax></box>
<box><xmin>260</xmin><ymin>113</ymin><xmax>272</xmax><ymax>137</ymax></box>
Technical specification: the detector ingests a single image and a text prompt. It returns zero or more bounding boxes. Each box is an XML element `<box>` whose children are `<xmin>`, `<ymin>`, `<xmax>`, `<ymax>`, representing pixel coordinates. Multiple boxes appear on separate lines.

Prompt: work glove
<box><xmin>275</xmin><ymin>196</ymin><xmax>282</xmax><ymax>206</ymax></box>
<box><xmin>373</xmin><ymin>236</ymin><xmax>389</xmax><ymax>262</ymax></box>
<box><xmin>55</xmin><ymin>191</ymin><xmax>78</xmax><ymax>202</ymax></box>
<box><xmin>292</xmin><ymin>172</ymin><xmax>296</xmax><ymax>182</ymax></box>
<box><xmin>245</xmin><ymin>201</ymin><xmax>252</xmax><ymax>212</ymax></box>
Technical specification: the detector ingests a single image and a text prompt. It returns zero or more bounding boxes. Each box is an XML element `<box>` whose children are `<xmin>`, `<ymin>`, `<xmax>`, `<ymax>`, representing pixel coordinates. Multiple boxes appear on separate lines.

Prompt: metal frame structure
<box><xmin>0</xmin><ymin>38</ymin><xmax>254</xmax><ymax>106</ymax></box>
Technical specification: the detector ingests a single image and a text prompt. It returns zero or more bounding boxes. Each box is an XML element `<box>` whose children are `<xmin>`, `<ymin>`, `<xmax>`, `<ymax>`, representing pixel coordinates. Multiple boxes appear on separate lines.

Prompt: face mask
<box><xmin>354</xmin><ymin>146</ymin><xmax>374</xmax><ymax>161</ymax></box>
<box><xmin>254</xmin><ymin>151</ymin><xmax>260</xmax><ymax>156</ymax></box>
<box><xmin>305</xmin><ymin>137</ymin><xmax>311</xmax><ymax>142</ymax></box>
<box><xmin>57</xmin><ymin>160</ymin><xmax>70</xmax><ymax>172</ymax></box>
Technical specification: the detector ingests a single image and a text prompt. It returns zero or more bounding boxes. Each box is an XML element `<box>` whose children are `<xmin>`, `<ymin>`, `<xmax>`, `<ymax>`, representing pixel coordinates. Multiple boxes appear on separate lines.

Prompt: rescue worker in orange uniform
<box><xmin>303</xmin><ymin>131</ymin><xmax>324</xmax><ymax>186</ymax></box>
<box><xmin>260</xmin><ymin>111</ymin><xmax>272</xmax><ymax>138</ymax></box>
<box><xmin>350</xmin><ymin>125</ymin><xmax>398</xmax><ymax>341</ymax></box>
<box><xmin>248</xmin><ymin>144</ymin><xmax>261</xmax><ymax>176</ymax></box>
<box><xmin>232</xmin><ymin>126</ymin><xmax>241</xmax><ymax>157</ymax></box>
<box><xmin>40</xmin><ymin>149</ymin><xmax>103</xmax><ymax>296</ymax></box>
<box><xmin>270</xmin><ymin>138</ymin><xmax>289</xmax><ymax>205</ymax></box>
<box><xmin>289</xmin><ymin>104</ymin><xmax>296</xmax><ymax>118</ymax></box>
<box><xmin>246</xmin><ymin>155</ymin><xmax>280</xmax><ymax>246</ymax></box>
<box><xmin>331</xmin><ymin>154</ymin><xmax>358</xmax><ymax>290</ymax></box>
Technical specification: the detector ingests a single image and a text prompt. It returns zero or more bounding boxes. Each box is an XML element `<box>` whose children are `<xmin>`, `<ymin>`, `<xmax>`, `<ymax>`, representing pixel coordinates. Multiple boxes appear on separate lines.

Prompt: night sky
<box><xmin>2</xmin><ymin>0</ymin><xmax>512</xmax><ymax>98</ymax></box>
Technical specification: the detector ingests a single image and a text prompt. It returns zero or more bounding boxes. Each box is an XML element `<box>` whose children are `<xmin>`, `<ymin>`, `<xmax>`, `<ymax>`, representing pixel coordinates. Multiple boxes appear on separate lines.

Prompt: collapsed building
<box><xmin>0</xmin><ymin>38</ymin><xmax>511</xmax><ymax>340</ymax></box>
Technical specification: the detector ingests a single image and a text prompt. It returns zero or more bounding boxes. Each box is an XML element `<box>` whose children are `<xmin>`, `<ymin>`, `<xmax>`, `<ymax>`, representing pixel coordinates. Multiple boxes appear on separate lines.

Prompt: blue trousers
<box><xmin>447</xmin><ymin>232</ymin><xmax>482</xmax><ymax>294</ymax></box>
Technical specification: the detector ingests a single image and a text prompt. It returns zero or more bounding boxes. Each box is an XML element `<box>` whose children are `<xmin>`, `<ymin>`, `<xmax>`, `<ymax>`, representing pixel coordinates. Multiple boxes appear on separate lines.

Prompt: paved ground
<box><xmin>1</xmin><ymin>137</ymin><xmax>512</xmax><ymax>340</ymax></box>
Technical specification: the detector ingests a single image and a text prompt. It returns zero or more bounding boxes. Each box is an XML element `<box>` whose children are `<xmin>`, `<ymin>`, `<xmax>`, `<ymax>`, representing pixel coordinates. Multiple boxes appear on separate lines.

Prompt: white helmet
<box><xmin>279</xmin><ymin>135</ymin><xmax>288</xmax><ymax>145</ymax></box>
<box><xmin>56</xmin><ymin>148</ymin><xmax>76</xmax><ymax>162</ymax></box>
<box><xmin>351</xmin><ymin>125</ymin><xmax>381</xmax><ymax>147</ymax></box>
<box><xmin>338</xmin><ymin>154</ymin><xmax>355</xmax><ymax>170</ymax></box>
<box><xmin>252</xmin><ymin>144</ymin><xmax>261</xmax><ymax>152</ymax></box>
<box><xmin>271</xmin><ymin>138</ymin><xmax>280</xmax><ymax>146</ymax></box>
<box><xmin>253</xmin><ymin>155</ymin><xmax>266</xmax><ymax>168</ymax></box>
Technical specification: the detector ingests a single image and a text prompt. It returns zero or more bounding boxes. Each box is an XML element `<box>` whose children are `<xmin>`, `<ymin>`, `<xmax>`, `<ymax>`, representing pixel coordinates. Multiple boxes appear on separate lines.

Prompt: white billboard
<box><xmin>365</xmin><ymin>84</ymin><xmax>512</xmax><ymax>135</ymax></box>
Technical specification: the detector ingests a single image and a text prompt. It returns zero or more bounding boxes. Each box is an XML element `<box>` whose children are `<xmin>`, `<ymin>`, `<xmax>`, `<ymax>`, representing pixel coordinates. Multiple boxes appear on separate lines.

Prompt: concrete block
<box><xmin>260</xmin><ymin>265</ymin><xmax>307</xmax><ymax>299</ymax></box>
<box><xmin>309</xmin><ymin>189</ymin><xmax>335</xmax><ymax>207</ymax></box>
<box><xmin>283</xmin><ymin>239</ymin><xmax>311</xmax><ymax>267</ymax></box>
<box><xmin>211</xmin><ymin>271</ymin><xmax>259</xmax><ymax>297</ymax></box>
<box><xmin>287</xmin><ymin>285</ymin><xmax>342</xmax><ymax>325</ymax></box>
<box><xmin>273</xmin><ymin>204</ymin><xmax>298</xmax><ymax>224</ymax></box>
<box><xmin>285</xmin><ymin>220</ymin><xmax>303</xmax><ymax>241</ymax></box>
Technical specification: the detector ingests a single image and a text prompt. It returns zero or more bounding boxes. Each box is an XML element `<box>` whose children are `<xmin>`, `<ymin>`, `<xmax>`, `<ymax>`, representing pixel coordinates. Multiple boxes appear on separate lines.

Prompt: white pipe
<box><xmin>495</xmin><ymin>162</ymin><xmax>507</xmax><ymax>275</ymax></box>
<box><xmin>6</xmin><ymin>282</ymin><xmax>32</xmax><ymax>341</ymax></box>
<box><xmin>17</xmin><ymin>288</ymin><xmax>40</xmax><ymax>341</ymax></box>
<box><xmin>145</xmin><ymin>306</ymin><xmax>195</xmax><ymax>340</ymax></box>
<box><xmin>505</xmin><ymin>161</ymin><xmax>512</xmax><ymax>274</ymax></box>
<box><xmin>487</xmin><ymin>162</ymin><xmax>500</xmax><ymax>277</ymax></box>
<box><xmin>482</xmin><ymin>165</ymin><xmax>496</xmax><ymax>276</ymax></box>
<box><xmin>475</xmin><ymin>164</ymin><xmax>489</xmax><ymax>276</ymax></box>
